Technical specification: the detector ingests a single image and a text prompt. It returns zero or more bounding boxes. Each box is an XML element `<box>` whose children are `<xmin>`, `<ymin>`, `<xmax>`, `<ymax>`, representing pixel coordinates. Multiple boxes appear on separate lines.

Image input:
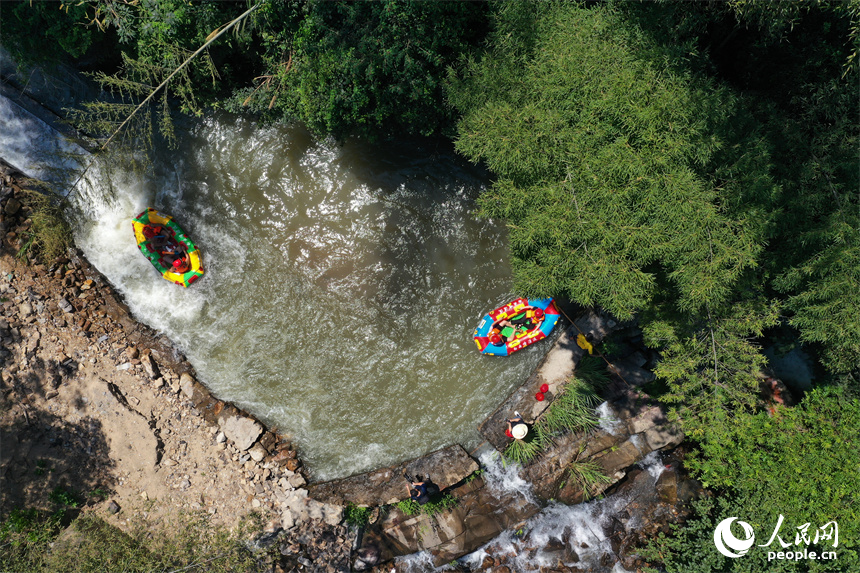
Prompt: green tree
<box><xmin>642</xmin><ymin>386</ymin><xmax>860</xmax><ymax>573</ymax></box>
<box><xmin>236</xmin><ymin>0</ymin><xmax>489</xmax><ymax>139</ymax></box>
<box><xmin>0</xmin><ymin>1</ymin><xmax>102</xmax><ymax>65</ymax></box>
<box><xmin>447</xmin><ymin>1</ymin><xmax>785</xmax><ymax>436</ymax></box>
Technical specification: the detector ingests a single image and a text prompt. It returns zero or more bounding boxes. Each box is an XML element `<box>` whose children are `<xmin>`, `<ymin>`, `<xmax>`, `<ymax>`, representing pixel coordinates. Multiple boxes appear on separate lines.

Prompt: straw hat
<box><xmin>511</xmin><ymin>423</ymin><xmax>528</xmax><ymax>440</ymax></box>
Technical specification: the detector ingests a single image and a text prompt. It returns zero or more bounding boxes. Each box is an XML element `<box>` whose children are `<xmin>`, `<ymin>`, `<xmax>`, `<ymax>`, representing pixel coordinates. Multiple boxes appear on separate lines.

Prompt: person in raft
<box><xmin>489</xmin><ymin>307</ymin><xmax>546</xmax><ymax>345</ymax></box>
<box><xmin>172</xmin><ymin>254</ymin><xmax>191</xmax><ymax>274</ymax></box>
<box><xmin>505</xmin><ymin>411</ymin><xmax>529</xmax><ymax>440</ymax></box>
<box><xmin>160</xmin><ymin>242</ymin><xmax>187</xmax><ymax>266</ymax></box>
<box><xmin>141</xmin><ymin>224</ymin><xmax>168</xmax><ymax>249</ymax></box>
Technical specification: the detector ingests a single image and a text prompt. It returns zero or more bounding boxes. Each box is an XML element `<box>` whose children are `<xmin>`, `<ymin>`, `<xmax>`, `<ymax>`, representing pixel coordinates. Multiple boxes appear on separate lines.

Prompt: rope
<box><xmin>554</xmin><ymin>303</ymin><xmax>633</xmax><ymax>388</ymax></box>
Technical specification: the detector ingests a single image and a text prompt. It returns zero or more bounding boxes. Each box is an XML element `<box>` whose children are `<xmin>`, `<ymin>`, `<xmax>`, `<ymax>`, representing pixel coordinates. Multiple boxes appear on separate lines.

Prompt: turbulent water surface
<box><xmin>29</xmin><ymin>113</ymin><xmax>560</xmax><ymax>480</ymax></box>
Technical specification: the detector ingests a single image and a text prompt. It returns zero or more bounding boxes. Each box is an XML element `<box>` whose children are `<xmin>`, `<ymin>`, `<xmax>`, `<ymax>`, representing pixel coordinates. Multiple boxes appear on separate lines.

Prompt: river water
<box><xmin>3</xmin><ymin>96</ymin><xmax>557</xmax><ymax>480</ymax></box>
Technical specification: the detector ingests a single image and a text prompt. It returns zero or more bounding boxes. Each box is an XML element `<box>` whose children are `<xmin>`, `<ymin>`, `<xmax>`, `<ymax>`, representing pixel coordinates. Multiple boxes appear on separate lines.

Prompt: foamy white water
<box><xmin>478</xmin><ymin>450</ymin><xmax>536</xmax><ymax>503</ymax></box>
<box><xmin>459</xmin><ymin>453</ymin><xmax>666</xmax><ymax>572</ymax></box>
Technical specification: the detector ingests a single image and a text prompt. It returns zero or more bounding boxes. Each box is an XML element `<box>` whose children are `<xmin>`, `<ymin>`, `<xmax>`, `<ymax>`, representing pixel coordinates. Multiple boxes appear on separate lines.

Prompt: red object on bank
<box><xmin>535</xmin><ymin>392</ymin><xmax>545</xmax><ymax>401</ymax></box>
<box><xmin>540</xmin><ymin>384</ymin><xmax>549</xmax><ymax>393</ymax></box>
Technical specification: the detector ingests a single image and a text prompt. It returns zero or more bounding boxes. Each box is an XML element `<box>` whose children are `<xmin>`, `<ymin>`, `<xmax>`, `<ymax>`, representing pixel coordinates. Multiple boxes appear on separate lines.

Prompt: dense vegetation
<box><xmin>1</xmin><ymin>0</ymin><xmax>858</xmax><ymax>571</ymax></box>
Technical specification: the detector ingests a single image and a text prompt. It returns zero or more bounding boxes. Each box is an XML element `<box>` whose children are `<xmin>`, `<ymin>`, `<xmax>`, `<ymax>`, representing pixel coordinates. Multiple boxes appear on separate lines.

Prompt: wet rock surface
<box><xmin>309</xmin><ymin>444</ymin><xmax>479</xmax><ymax>507</ymax></box>
<box><xmin>478</xmin><ymin>308</ymin><xmax>616</xmax><ymax>452</ymax></box>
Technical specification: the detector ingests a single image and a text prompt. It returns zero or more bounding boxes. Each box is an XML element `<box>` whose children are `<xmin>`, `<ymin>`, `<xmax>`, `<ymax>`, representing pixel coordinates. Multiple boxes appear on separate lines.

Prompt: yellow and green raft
<box><xmin>132</xmin><ymin>208</ymin><xmax>204</xmax><ymax>287</ymax></box>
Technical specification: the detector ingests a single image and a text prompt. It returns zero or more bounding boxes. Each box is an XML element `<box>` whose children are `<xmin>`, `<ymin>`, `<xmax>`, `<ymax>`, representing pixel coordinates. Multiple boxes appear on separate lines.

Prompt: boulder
<box><xmin>308</xmin><ymin>444</ymin><xmax>478</xmax><ymax>507</ymax></box>
<box><xmin>644</xmin><ymin>425</ymin><xmax>684</xmax><ymax>451</ymax></box>
<box><xmin>219</xmin><ymin>415</ymin><xmax>263</xmax><ymax>452</ymax></box>
<box><xmin>627</xmin><ymin>405</ymin><xmax>669</xmax><ymax>435</ymax></box>
<box><xmin>179</xmin><ymin>372</ymin><xmax>195</xmax><ymax>399</ymax></box>
<box><xmin>140</xmin><ymin>354</ymin><xmax>159</xmax><ymax>379</ymax></box>
<box><xmin>592</xmin><ymin>439</ymin><xmax>643</xmax><ymax>475</ymax></box>
<box><xmin>356</xmin><ymin>474</ymin><xmax>541</xmax><ymax>568</ymax></box>
<box><xmin>248</xmin><ymin>443</ymin><xmax>268</xmax><ymax>463</ymax></box>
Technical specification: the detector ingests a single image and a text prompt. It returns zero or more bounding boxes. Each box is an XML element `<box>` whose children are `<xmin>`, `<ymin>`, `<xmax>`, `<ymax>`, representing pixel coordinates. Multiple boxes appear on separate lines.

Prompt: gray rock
<box><xmin>57</xmin><ymin>297</ymin><xmax>73</xmax><ymax>313</ymax></box>
<box><xmin>107</xmin><ymin>500</ymin><xmax>121</xmax><ymax>514</ymax></box>
<box><xmin>215</xmin><ymin>431</ymin><xmax>226</xmax><ymax>444</ymax></box>
<box><xmin>627</xmin><ymin>405</ymin><xmax>669</xmax><ymax>435</ymax></box>
<box><xmin>248</xmin><ymin>443</ymin><xmax>267</xmax><ymax>463</ymax></box>
<box><xmin>140</xmin><ymin>354</ymin><xmax>159</xmax><ymax>379</ymax></box>
<box><xmin>288</xmin><ymin>473</ymin><xmax>306</xmax><ymax>488</ymax></box>
<box><xmin>645</xmin><ymin>425</ymin><xmax>684</xmax><ymax>451</ymax></box>
<box><xmin>322</xmin><ymin>503</ymin><xmax>343</xmax><ymax>526</ymax></box>
<box><xmin>281</xmin><ymin>510</ymin><xmax>295</xmax><ymax>530</ymax></box>
<box><xmin>308</xmin><ymin>444</ymin><xmax>478</xmax><ymax>507</ymax></box>
<box><xmin>179</xmin><ymin>373</ymin><xmax>194</xmax><ymax>399</ymax></box>
<box><xmin>18</xmin><ymin>302</ymin><xmax>32</xmax><ymax>316</ymax></box>
<box><xmin>220</xmin><ymin>415</ymin><xmax>263</xmax><ymax>451</ymax></box>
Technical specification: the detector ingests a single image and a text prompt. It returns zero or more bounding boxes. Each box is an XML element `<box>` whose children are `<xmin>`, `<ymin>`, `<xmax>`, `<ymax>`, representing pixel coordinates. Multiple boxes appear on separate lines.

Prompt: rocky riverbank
<box><xmin>0</xmin><ymin>162</ymin><xmax>353</xmax><ymax>571</ymax></box>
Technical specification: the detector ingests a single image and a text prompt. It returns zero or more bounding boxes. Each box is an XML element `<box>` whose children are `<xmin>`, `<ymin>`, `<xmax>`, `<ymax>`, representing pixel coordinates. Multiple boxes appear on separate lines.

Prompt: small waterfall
<box><xmin>459</xmin><ymin>453</ymin><xmax>667</xmax><ymax>572</ymax></box>
<box><xmin>478</xmin><ymin>450</ymin><xmax>536</xmax><ymax>504</ymax></box>
<box><xmin>1</xmin><ymin>88</ymin><xmax>553</xmax><ymax>479</ymax></box>
<box><xmin>596</xmin><ymin>401</ymin><xmax>624</xmax><ymax>436</ymax></box>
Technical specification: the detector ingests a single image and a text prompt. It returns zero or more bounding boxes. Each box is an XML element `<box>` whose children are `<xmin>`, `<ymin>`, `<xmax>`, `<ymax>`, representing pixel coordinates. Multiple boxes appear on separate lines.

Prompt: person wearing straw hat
<box><xmin>505</xmin><ymin>411</ymin><xmax>529</xmax><ymax>440</ymax></box>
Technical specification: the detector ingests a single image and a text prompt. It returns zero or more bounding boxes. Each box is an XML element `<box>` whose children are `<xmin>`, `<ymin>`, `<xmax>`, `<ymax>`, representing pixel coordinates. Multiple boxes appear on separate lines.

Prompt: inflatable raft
<box><xmin>474</xmin><ymin>298</ymin><xmax>560</xmax><ymax>356</ymax></box>
<box><xmin>132</xmin><ymin>208</ymin><xmax>204</xmax><ymax>287</ymax></box>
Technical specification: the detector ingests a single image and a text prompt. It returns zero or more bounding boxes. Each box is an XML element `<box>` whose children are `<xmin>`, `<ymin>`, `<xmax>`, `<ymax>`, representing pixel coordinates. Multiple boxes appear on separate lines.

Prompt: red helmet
<box><xmin>534</xmin><ymin>308</ymin><xmax>544</xmax><ymax>318</ymax></box>
<box><xmin>173</xmin><ymin>258</ymin><xmax>184</xmax><ymax>268</ymax></box>
<box><xmin>489</xmin><ymin>334</ymin><xmax>503</xmax><ymax>345</ymax></box>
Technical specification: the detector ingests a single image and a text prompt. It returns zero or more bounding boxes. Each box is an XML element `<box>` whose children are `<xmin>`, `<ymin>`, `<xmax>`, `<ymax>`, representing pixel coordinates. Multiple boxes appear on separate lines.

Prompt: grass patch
<box><xmin>15</xmin><ymin>187</ymin><xmax>71</xmax><ymax>263</ymax></box>
<box><xmin>572</xmin><ymin>355</ymin><xmax>610</xmax><ymax>388</ymax></box>
<box><xmin>502</xmin><ymin>377</ymin><xmax>601</xmax><ymax>466</ymax></box>
<box><xmin>567</xmin><ymin>460</ymin><xmax>613</xmax><ymax>501</ymax></box>
<box><xmin>0</xmin><ymin>507</ymin><xmax>264</xmax><ymax>573</ymax></box>
<box><xmin>49</xmin><ymin>486</ymin><xmax>82</xmax><ymax>508</ymax></box>
<box><xmin>394</xmin><ymin>493</ymin><xmax>459</xmax><ymax>517</ymax></box>
<box><xmin>502</xmin><ymin>425</ymin><xmax>551</xmax><ymax>465</ymax></box>
<box><xmin>540</xmin><ymin>383</ymin><xmax>600</xmax><ymax>435</ymax></box>
<box><xmin>344</xmin><ymin>503</ymin><xmax>372</xmax><ymax>527</ymax></box>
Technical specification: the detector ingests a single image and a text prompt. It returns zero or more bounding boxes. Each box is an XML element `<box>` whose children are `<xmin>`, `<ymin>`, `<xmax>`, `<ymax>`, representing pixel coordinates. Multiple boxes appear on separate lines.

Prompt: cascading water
<box><xmin>2</xmin><ymin>94</ymin><xmax>560</xmax><ymax>480</ymax></box>
<box><xmin>458</xmin><ymin>452</ymin><xmax>667</xmax><ymax>573</ymax></box>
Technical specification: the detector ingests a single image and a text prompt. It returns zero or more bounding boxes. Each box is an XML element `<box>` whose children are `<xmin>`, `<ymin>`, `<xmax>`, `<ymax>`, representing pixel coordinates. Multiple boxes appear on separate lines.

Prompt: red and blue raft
<box><xmin>473</xmin><ymin>298</ymin><xmax>560</xmax><ymax>356</ymax></box>
<box><xmin>132</xmin><ymin>208</ymin><xmax>204</xmax><ymax>287</ymax></box>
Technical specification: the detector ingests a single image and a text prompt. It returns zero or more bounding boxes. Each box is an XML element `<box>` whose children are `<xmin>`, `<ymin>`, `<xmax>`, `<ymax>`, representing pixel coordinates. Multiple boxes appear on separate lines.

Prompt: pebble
<box><xmin>57</xmin><ymin>298</ymin><xmax>73</xmax><ymax>313</ymax></box>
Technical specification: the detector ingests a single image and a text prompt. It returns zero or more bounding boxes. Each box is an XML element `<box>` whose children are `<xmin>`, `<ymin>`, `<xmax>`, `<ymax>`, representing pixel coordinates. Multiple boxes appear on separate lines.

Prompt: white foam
<box><xmin>596</xmin><ymin>401</ymin><xmax>624</xmax><ymax>435</ymax></box>
<box><xmin>460</xmin><ymin>488</ymin><xmax>649</xmax><ymax>571</ymax></box>
<box><xmin>637</xmin><ymin>450</ymin><xmax>665</xmax><ymax>480</ymax></box>
<box><xmin>394</xmin><ymin>551</ymin><xmax>437</xmax><ymax>573</ymax></box>
<box><xmin>478</xmin><ymin>450</ymin><xmax>536</xmax><ymax>504</ymax></box>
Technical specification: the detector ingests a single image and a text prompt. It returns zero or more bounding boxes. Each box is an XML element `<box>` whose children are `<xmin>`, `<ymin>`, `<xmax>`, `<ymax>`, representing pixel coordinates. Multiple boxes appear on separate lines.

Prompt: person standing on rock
<box><xmin>505</xmin><ymin>411</ymin><xmax>529</xmax><ymax>440</ymax></box>
<box><xmin>405</xmin><ymin>474</ymin><xmax>439</xmax><ymax>505</ymax></box>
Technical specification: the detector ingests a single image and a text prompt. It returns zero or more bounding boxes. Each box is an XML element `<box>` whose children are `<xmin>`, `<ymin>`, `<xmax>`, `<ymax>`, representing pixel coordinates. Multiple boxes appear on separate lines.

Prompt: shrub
<box><xmin>395</xmin><ymin>493</ymin><xmax>458</xmax><ymax>517</ymax></box>
<box><xmin>16</xmin><ymin>188</ymin><xmax>71</xmax><ymax>263</ymax></box>
<box><xmin>566</xmin><ymin>460</ymin><xmax>613</xmax><ymax>501</ymax></box>
<box><xmin>344</xmin><ymin>503</ymin><xmax>372</xmax><ymax>527</ymax></box>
